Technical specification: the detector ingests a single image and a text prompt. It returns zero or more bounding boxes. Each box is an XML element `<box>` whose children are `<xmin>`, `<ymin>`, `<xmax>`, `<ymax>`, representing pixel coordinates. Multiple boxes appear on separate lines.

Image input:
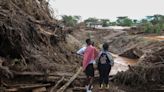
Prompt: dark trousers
<box><xmin>98</xmin><ymin>64</ymin><xmax>111</xmax><ymax>84</ymax></box>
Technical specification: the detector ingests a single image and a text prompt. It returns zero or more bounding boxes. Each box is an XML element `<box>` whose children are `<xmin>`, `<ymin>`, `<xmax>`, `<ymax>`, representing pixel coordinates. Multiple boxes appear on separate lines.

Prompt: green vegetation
<box><xmin>116</xmin><ymin>16</ymin><xmax>133</xmax><ymax>26</ymax></box>
<box><xmin>100</xmin><ymin>19</ymin><xmax>110</xmax><ymax>27</ymax></box>
<box><xmin>140</xmin><ymin>14</ymin><xmax>164</xmax><ymax>33</ymax></box>
<box><xmin>61</xmin><ymin>14</ymin><xmax>164</xmax><ymax>34</ymax></box>
<box><xmin>61</xmin><ymin>15</ymin><xmax>81</xmax><ymax>27</ymax></box>
<box><xmin>84</xmin><ymin>17</ymin><xmax>99</xmax><ymax>28</ymax></box>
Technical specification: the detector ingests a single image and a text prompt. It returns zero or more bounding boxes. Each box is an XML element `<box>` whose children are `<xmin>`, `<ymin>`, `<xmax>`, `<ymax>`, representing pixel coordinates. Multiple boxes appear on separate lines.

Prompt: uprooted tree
<box><xmin>0</xmin><ymin>0</ymin><xmax>80</xmax><ymax>79</ymax></box>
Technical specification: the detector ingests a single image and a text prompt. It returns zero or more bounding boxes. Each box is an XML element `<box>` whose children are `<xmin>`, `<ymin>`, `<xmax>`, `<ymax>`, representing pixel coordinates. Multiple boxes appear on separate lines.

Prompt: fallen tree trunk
<box><xmin>5</xmin><ymin>83</ymin><xmax>50</xmax><ymax>92</ymax></box>
<box><xmin>12</xmin><ymin>71</ymin><xmax>74</xmax><ymax>77</ymax></box>
<box><xmin>56</xmin><ymin>67</ymin><xmax>82</xmax><ymax>92</ymax></box>
<box><xmin>7</xmin><ymin>83</ymin><xmax>50</xmax><ymax>89</ymax></box>
<box><xmin>73</xmin><ymin>87</ymin><xmax>85</xmax><ymax>91</ymax></box>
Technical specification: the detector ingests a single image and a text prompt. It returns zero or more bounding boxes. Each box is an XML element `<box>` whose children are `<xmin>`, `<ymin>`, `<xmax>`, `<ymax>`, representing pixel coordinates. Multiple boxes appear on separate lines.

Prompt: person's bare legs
<box><xmin>89</xmin><ymin>77</ymin><xmax>94</xmax><ymax>90</ymax></box>
<box><xmin>88</xmin><ymin>76</ymin><xmax>93</xmax><ymax>90</ymax></box>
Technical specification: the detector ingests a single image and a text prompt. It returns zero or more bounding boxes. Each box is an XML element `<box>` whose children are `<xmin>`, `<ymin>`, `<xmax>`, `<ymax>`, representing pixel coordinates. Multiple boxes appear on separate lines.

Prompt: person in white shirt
<box><xmin>77</xmin><ymin>39</ymin><xmax>98</xmax><ymax>92</ymax></box>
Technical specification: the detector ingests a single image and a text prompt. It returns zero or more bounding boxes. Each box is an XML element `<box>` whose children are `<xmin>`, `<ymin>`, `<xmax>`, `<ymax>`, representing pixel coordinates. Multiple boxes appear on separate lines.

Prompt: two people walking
<box><xmin>77</xmin><ymin>38</ymin><xmax>114</xmax><ymax>92</ymax></box>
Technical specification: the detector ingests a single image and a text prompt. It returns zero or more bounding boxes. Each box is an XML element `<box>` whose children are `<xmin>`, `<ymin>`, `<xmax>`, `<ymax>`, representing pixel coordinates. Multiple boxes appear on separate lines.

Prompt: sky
<box><xmin>50</xmin><ymin>0</ymin><xmax>164</xmax><ymax>21</ymax></box>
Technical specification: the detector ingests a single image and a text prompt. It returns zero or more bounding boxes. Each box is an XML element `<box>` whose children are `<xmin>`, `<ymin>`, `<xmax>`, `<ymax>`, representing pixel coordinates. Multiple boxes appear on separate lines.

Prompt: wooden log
<box><xmin>36</xmin><ymin>76</ymin><xmax>70</xmax><ymax>83</ymax></box>
<box><xmin>56</xmin><ymin>67</ymin><xmax>82</xmax><ymax>92</ymax></box>
<box><xmin>128</xmin><ymin>65</ymin><xmax>140</xmax><ymax>76</ymax></box>
<box><xmin>12</xmin><ymin>71</ymin><xmax>44</xmax><ymax>76</ymax></box>
<box><xmin>5</xmin><ymin>88</ymin><xmax>18</xmax><ymax>92</ymax></box>
<box><xmin>12</xmin><ymin>71</ymin><xmax>74</xmax><ymax>77</ymax></box>
<box><xmin>32</xmin><ymin>87</ymin><xmax>46</xmax><ymax>92</ymax></box>
<box><xmin>19</xmin><ymin>84</ymin><xmax>50</xmax><ymax>89</ymax></box>
<box><xmin>73</xmin><ymin>87</ymin><xmax>85</xmax><ymax>91</ymax></box>
<box><xmin>36</xmin><ymin>76</ymin><xmax>60</xmax><ymax>82</ymax></box>
<box><xmin>50</xmin><ymin>77</ymin><xmax>64</xmax><ymax>92</ymax></box>
<box><xmin>0</xmin><ymin>65</ymin><xmax>13</xmax><ymax>78</ymax></box>
<box><xmin>7</xmin><ymin>83</ymin><xmax>50</xmax><ymax>89</ymax></box>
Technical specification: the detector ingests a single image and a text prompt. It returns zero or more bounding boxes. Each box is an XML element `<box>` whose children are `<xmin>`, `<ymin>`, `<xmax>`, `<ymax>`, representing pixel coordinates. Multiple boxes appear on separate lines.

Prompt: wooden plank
<box><xmin>19</xmin><ymin>84</ymin><xmax>51</xmax><ymax>89</ymax></box>
<box><xmin>32</xmin><ymin>87</ymin><xmax>46</xmax><ymax>92</ymax></box>
<box><xmin>56</xmin><ymin>67</ymin><xmax>82</xmax><ymax>92</ymax></box>
<box><xmin>5</xmin><ymin>88</ymin><xmax>18</xmax><ymax>92</ymax></box>
<box><xmin>50</xmin><ymin>77</ymin><xmax>64</xmax><ymax>92</ymax></box>
<box><xmin>73</xmin><ymin>87</ymin><xmax>85</xmax><ymax>90</ymax></box>
<box><xmin>7</xmin><ymin>84</ymin><xmax>50</xmax><ymax>89</ymax></box>
<box><xmin>12</xmin><ymin>71</ymin><xmax>74</xmax><ymax>77</ymax></box>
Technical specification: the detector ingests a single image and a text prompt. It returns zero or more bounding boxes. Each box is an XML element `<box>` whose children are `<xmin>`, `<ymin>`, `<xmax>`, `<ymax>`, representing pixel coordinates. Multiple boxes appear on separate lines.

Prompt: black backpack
<box><xmin>98</xmin><ymin>52</ymin><xmax>111</xmax><ymax>65</ymax></box>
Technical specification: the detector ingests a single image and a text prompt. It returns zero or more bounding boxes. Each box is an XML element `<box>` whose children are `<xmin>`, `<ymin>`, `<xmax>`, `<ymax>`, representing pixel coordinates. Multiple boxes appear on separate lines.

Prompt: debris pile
<box><xmin>114</xmin><ymin>45</ymin><xmax>164</xmax><ymax>91</ymax></box>
<box><xmin>0</xmin><ymin>0</ymin><xmax>81</xmax><ymax>91</ymax></box>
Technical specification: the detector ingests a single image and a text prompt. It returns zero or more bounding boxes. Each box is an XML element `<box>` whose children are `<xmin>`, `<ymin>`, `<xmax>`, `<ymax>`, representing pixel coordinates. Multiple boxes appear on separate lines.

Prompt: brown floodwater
<box><xmin>110</xmin><ymin>53</ymin><xmax>138</xmax><ymax>75</ymax></box>
<box><xmin>110</xmin><ymin>36</ymin><xmax>164</xmax><ymax>75</ymax></box>
<box><xmin>111</xmin><ymin>53</ymin><xmax>137</xmax><ymax>66</ymax></box>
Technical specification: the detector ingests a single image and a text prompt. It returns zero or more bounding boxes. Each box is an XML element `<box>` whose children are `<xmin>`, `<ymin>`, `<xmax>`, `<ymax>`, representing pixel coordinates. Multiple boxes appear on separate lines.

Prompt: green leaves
<box><xmin>141</xmin><ymin>14</ymin><xmax>164</xmax><ymax>33</ymax></box>
<box><xmin>61</xmin><ymin>15</ymin><xmax>81</xmax><ymax>27</ymax></box>
<box><xmin>116</xmin><ymin>16</ymin><xmax>133</xmax><ymax>26</ymax></box>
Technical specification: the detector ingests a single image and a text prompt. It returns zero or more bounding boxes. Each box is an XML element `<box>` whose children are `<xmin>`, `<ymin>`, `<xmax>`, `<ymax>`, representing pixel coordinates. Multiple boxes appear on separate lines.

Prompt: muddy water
<box><xmin>110</xmin><ymin>53</ymin><xmax>138</xmax><ymax>75</ymax></box>
<box><xmin>112</xmin><ymin>53</ymin><xmax>137</xmax><ymax>66</ymax></box>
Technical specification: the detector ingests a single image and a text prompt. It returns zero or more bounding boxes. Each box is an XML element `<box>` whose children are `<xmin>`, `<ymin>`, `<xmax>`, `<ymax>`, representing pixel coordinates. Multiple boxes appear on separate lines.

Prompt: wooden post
<box><xmin>50</xmin><ymin>77</ymin><xmax>64</xmax><ymax>92</ymax></box>
<box><xmin>56</xmin><ymin>67</ymin><xmax>82</xmax><ymax>92</ymax></box>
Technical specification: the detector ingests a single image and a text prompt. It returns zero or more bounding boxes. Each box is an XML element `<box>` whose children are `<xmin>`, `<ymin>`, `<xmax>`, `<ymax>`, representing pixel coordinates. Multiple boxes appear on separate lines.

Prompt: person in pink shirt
<box><xmin>77</xmin><ymin>39</ymin><xmax>98</xmax><ymax>92</ymax></box>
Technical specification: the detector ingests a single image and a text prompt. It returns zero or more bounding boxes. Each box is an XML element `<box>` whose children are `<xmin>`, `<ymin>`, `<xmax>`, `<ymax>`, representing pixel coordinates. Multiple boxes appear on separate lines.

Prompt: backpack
<box><xmin>98</xmin><ymin>52</ymin><xmax>111</xmax><ymax>65</ymax></box>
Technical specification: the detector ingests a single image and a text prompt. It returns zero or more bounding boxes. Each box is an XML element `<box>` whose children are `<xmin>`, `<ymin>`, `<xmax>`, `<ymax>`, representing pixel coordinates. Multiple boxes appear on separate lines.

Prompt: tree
<box><xmin>84</xmin><ymin>17</ymin><xmax>99</xmax><ymax>28</ymax></box>
<box><xmin>132</xmin><ymin>19</ymin><xmax>138</xmax><ymax>25</ymax></box>
<box><xmin>110</xmin><ymin>22</ymin><xmax>117</xmax><ymax>26</ymax></box>
<box><xmin>143</xmin><ymin>14</ymin><xmax>164</xmax><ymax>33</ymax></box>
<box><xmin>116</xmin><ymin>16</ymin><xmax>133</xmax><ymax>26</ymax></box>
<box><xmin>61</xmin><ymin>15</ymin><xmax>81</xmax><ymax>27</ymax></box>
<box><xmin>150</xmin><ymin>14</ymin><xmax>164</xmax><ymax>24</ymax></box>
<box><xmin>74</xmin><ymin>15</ymin><xmax>82</xmax><ymax>23</ymax></box>
<box><xmin>84</xmin><ymin>17</ymin><xmax>98</xmax><ymax>23</ymax></box>
<box><xmin>100</xmin><ymin>19</ymin><xmax>110</xmax><ymax>27</ymax></box>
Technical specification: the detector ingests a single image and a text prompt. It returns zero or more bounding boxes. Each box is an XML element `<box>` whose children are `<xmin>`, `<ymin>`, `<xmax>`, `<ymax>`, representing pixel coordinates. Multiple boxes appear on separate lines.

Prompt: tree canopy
<box><xmin>61</xmin><ymin>15</ymin><xmax>81</xmax><ymax>27</ymax></box>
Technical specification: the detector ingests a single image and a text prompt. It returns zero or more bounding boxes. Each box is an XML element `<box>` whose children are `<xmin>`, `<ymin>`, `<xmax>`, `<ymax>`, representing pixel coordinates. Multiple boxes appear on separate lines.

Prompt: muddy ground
<box><xmin>70</xmin><ymin>27</ymin><xmax>164</xmax><ymax>92</ymax></box>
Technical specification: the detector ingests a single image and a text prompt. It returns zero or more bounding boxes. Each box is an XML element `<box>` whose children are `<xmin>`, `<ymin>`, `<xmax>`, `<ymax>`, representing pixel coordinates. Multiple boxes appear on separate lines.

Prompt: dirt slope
<box><xmin>0</xmin><ymin>0</ymin><xmax>81</xmax><ymax>91</ymax></box>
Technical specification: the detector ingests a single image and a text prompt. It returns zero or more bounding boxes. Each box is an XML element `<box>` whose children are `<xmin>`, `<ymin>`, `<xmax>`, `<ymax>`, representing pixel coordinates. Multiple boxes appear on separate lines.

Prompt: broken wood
<box><xmin>37</xmin><ymin>76</ymin><xmax>60</xmax><ymax>82</ymax></box>
<box><xmin>73</xmin><ymin>87</ymin><xmax>85</xmax><ymax>91</ymax></box>
<box><xmin>128</xmin><ymin>65</ymin><xmax>140</xmax><ymax>76</ymax></box>
<box><xmin>5</xmin><ymin>88</ymin><xmax>18</xmax><ymax>92</ymax></box>
<box><xmin>56</xmin><ymin>67</ymin><xmax>82</xmax><ymax>92</ymax></box>
<box><xmin>0</xmin><ymin>65</ymin><xmax>13</xmax><ymax>78</ymax></box>
<box><xmin>19</xmin><ymin>84</ymin><xmax>50</xmax><ymax>89</ymax></box>
<box><xmin>32</xmin><ymin>87</ymin><xmax>47</xmax><ymax>92</ymax></box>
<box><xmin>12</xmin><ymin>71</ymin><xmax>74</xmax><ymax>77</ymax></box>
<box><xmin>152</xmin><ymin>89</ymin><xmax>164</xmax><ymax>91</ymax></box>
<box><xmin>50</xmin><ymin>77</ymin><xmax>64</xmax><ymax>92</ymax></box>
<box><xmin>7</xmin><ymin>83</ymin><xmax>50</xmax><ymax>89</ymax></box>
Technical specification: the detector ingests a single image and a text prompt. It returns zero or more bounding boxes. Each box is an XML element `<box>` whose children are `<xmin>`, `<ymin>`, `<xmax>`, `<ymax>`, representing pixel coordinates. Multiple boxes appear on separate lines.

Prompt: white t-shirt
<box><xmin>77</xmin><ymin>46</ymin><xmax>96</xmax><ymax>64</ymax></box>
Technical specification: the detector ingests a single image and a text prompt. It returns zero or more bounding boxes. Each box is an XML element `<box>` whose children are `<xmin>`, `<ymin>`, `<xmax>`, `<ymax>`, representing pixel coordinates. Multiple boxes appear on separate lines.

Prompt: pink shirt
<box><xmin>82</xmin><ymin>45</ymin><xmax>97</xmax><ymax>71</ymax></box>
